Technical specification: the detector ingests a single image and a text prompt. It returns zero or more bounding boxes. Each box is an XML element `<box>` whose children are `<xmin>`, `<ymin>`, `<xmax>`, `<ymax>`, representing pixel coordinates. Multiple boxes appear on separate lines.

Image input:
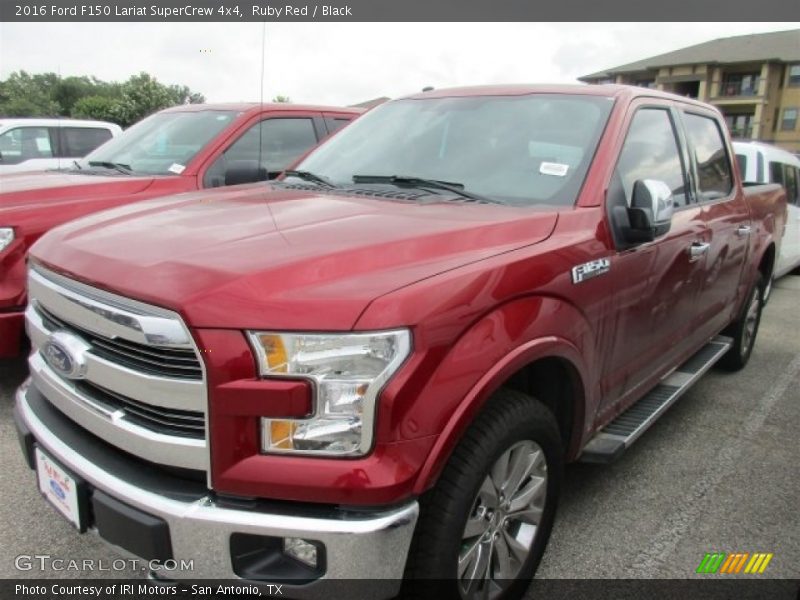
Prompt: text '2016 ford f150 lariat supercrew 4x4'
<box><xmin>14</xmin><ymin>85</ymin><xmax>787</xmax><ymax>599</ymax></box>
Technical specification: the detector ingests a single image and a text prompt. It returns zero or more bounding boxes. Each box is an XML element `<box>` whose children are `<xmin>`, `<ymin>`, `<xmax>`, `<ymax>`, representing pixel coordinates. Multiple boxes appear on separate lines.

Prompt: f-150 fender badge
<box><xmin>572</xmin><ymin>258</ymin><xmax>611</xmax><ymax>284</ymax></box>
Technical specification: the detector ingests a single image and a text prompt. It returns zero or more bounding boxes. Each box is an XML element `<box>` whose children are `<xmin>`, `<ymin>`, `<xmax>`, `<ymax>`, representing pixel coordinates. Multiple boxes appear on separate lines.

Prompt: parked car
<box><xmin>0</xmin><ymin>102</ymin><xmax>361</xmax><ymax>357</ymax></box>
<box><xmin>733</xmin><ymin>140</ymin><xmax>800</xmax><ymax>287</ymax></box>
<box><xmin>15</xmin><ymin>85</ymin><xmax>786</xmax><ymax>598</ymax></box>
<box><xmin>0</xmin><ymin>118</ymin><xmax>122</xmax><ymax>174</ymax></box>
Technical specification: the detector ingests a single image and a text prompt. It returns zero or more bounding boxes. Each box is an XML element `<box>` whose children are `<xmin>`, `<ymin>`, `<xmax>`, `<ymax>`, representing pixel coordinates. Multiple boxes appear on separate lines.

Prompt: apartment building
<box><xmin>580</xmin><ymin>29</ymin><xmax>800</xmax><ymax>153</ymax></box>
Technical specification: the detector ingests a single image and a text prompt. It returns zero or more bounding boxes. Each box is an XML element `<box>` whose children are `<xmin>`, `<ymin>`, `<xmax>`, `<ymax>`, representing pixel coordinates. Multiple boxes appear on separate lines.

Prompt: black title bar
<box><xmin>2</xmin><ymin>0</ymin><xmax>800</xmax><ymax>21</ymax></box>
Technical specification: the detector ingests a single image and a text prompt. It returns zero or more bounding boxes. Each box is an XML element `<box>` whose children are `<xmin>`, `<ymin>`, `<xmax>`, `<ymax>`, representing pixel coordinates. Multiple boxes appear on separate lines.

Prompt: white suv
<box><xmin>0</xmin><ymin>118</ymin><xmax>122</xmax><ymax>174</ymax></box>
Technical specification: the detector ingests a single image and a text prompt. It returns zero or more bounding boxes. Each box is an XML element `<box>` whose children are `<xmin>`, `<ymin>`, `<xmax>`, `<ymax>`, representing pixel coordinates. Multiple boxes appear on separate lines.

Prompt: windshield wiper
<box><xmin>351</xmin><ymin>175</ymin><xmax>503</xmax><ymax>205</ymax></box>
<box><xmin>87</xmin><ymin>160</ymin><xmax>133</xmax><ymax>175</ymax></box>
<box><xmin>282</xmin><ymin>169</ymin><xmax>336</xmax><ymax>188</ymax></box>
<box><xmin>72</xmin><ymin>160</ymin><xmax>82</xmax><ymax>170</ymax></box>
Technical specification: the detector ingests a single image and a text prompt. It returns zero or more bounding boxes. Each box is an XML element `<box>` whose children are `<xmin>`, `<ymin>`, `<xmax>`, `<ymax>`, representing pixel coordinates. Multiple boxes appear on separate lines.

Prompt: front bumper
<box><xmin>15</xmin><ymin>381</ymin><xmax>419</xmax><ymax>598</ymax></box>
<box><xmin>0</xmin><ymin>309</ymin><xmax>24</xmax><ymax>358</ymax></box>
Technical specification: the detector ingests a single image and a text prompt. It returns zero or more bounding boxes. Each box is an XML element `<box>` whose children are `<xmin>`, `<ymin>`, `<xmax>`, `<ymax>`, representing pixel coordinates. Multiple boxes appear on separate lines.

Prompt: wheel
<box><xmin>718</xmin><ymin>274</ymin><xmax>764</xmax><ymax>371</ymax></box>
<box><xmin>403</xmin><ymin>389</ymin><xmax>563</xmax><ymax>600</ymax></box>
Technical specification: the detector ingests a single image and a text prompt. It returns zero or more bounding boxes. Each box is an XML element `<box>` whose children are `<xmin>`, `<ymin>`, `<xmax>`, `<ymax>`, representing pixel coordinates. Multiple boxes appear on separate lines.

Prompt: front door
<box><xmin>599</xmin><ymin>103</ymin><xmax>708</xmax><ymax>412</ymax></box>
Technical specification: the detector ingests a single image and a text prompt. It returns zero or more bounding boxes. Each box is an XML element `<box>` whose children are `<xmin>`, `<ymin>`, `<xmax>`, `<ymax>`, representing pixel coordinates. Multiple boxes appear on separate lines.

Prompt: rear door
<box><xmin>680</xmin><ymin>110</ymin><xmax>750</xmax><ymax>337</ymax></box>
<box><xmin>600</xmin><ymin>101</ymin><xmax>709</xmax><ymax>408</ymax></box>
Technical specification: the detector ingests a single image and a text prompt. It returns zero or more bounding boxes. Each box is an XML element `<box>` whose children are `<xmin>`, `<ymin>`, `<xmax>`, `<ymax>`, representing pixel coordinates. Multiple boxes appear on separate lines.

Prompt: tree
<box><xmin>0</xmin><ymin>70</ymin><xmax>205</xmax><ymax>127</ymax></box>
<box><xmin>272</xmin><ymin>95</ymin><xmax>291</xmax><ymax>103</ymax></box>
<box><xmin>71</xmin><ymin>95</ymin><xmax>124</xmax><ymax>124</ymax></box>
<box><xmin>0</xmin><ymin>71</ymin><xmax>60</xmax><ymax>116</ymax></box>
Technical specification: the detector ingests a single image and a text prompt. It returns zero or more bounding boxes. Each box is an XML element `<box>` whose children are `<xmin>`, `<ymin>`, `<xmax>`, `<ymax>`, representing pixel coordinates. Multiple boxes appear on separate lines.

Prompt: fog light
<box><xmin>283</xmin><ymin>537</ymin><xmax>318</xmax><ymax>568</ymax></box>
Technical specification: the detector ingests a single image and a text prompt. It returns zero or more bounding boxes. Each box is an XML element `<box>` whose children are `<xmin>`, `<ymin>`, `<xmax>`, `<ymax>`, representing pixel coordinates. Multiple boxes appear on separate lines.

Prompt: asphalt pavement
<box><xmin>1</xmin><ymin>276</ymin><xmax>798</xmax><ymax>587</ymax></box>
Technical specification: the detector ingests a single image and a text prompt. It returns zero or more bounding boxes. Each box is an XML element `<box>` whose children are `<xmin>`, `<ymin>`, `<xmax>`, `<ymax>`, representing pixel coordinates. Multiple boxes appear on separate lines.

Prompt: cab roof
<box><xmin>401</xmin><ymin>83</ymin><xmax>716</xmax><ymax>110</ymax></box>
<box><xmin>160</xmin><ymin>102</ymin><xmax>363</xmax><ymax>115</ymax></box>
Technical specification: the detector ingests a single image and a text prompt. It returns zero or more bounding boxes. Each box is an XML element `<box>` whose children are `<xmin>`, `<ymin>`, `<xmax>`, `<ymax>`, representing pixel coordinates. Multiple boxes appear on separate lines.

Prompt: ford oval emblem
<box><xmin>41</xmin><ymin>332</ymin><xmax>89</xmax><ymax>380</ymax></box>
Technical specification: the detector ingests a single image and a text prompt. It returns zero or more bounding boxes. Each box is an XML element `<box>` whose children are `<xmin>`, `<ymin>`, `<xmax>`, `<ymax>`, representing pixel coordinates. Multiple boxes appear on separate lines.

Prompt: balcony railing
<box><xmin>719</xmin><ymin>77</ymin><xmax>761</xmax><ymax>97</ymax></box>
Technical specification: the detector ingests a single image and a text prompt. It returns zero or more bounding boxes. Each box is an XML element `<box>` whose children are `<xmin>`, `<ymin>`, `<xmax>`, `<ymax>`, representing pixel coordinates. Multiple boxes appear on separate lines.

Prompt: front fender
<box><xmin>371</xmin><ymin>294</ymin><xmax>598</xmax><ymax>496</ymax></box>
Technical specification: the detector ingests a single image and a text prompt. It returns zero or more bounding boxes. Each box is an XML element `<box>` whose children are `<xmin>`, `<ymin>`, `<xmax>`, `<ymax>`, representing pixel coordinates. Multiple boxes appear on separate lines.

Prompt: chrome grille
<box><xmin>37</xmin><ymin>304</ymin><xmax>202</xmax><ymax>380</ymax></box>
<box><xmin>25</xmin><ymin>265</ymin><xmax>208</xmax><ymax>471</ymax></box>
<box><xmin>75</xmin><ymin>381</ymin><xmax>205</xmax><ymax>439</ymax></box>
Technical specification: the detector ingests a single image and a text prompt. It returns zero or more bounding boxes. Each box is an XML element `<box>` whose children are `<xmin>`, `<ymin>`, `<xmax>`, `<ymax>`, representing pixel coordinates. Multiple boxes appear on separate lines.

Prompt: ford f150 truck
<box><xmin>14</xmin><ymin>85</ymin><xmax>787</xmax><ymax>599</ymax></box>
<box><xmin>0</xmin><ymin>102</ymin><xmax>361</xmax><ymax>358</ymax></box>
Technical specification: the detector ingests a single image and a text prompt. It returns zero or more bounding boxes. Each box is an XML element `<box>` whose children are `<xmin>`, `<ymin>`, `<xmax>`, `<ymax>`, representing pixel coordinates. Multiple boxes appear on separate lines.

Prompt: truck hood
<box><xmin>0</xmin><ymin>171</ymin><xmax>156</xmax><ymax>211</ymax></box>
<box><xmin>32</xmin><ymin>185</ymin><xmax>558</xmax><ymax>330</ymax></box>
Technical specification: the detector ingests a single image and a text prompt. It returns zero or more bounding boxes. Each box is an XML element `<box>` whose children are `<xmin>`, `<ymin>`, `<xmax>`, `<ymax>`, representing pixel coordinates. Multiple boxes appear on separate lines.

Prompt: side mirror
<box><xmin>625</xmin><ymin>179</ymin><xmax>674</xmax><ymax>242</ymax></box>
<box><xmin>224</xmin><ymin>160</ymin><xmax>267</xmax><ymax>186</ymax></box>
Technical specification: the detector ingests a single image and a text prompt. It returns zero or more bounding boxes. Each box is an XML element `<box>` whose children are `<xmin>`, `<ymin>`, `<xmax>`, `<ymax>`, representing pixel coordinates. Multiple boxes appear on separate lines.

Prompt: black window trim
<box><xmin>679</xmin><ymin>108</ymin><xmax>736</xmax><ymax>207</ymax></box>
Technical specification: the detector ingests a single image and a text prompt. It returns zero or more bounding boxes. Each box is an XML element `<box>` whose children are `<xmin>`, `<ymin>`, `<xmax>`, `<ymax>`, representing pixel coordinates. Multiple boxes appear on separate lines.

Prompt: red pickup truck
<box><xmin>0</xmin><ymin>102</ymin><xmax>361</xmax><ymax>357</ymax></box>
<box><xmin>15</xmin><ymin>85</ymin><xmax>786</xmax><ymax>598</ymax></box>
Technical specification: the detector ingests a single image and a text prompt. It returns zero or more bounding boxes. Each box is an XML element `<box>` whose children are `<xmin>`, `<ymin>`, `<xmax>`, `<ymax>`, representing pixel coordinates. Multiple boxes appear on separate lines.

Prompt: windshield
<box><xmin>295</xmin><ymin>94</ymin><xmax>613</xmax><ymax>206</ymax></box>
<box><xmin>80</xmin><ymin>110</ymin><xmax>237</xmax><ymax>175</ymax></box>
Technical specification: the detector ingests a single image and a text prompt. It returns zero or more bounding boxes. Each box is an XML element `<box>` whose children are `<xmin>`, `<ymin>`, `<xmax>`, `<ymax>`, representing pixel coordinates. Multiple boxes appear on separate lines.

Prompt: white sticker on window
<box><xmin>168</xmin><ymin>163</ymin><xmax>186</xmax><ymax>174</ymax></box>
<box><xmin>539</xmin><ymin>162</ymin><xmax>569</xmax><ymax>177</ymax></box>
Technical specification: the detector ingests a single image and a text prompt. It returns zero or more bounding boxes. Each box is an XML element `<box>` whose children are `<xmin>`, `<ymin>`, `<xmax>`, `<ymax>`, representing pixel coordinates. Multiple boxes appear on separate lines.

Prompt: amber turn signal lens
<box><xmin>269</xmin><ymin>420</ymin><xmax>296</xmax><ymax>449</ymax></box>
<box><xmin>258</xmin><ymin>334</ymin><xmax>288</xmax><ymax>373</ymax></box>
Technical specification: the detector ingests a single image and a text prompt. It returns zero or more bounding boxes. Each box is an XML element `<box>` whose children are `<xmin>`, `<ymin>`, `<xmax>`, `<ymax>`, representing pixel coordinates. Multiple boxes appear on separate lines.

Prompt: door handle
<box><xmin>736</xmin><ymin>225</ymin><xmax>752</xmax><ymax>237</ymax></box>
<box><xmin>688</xmin><ymin>242</ymin><xmax>710</xmax><ymax>262</ymax></box>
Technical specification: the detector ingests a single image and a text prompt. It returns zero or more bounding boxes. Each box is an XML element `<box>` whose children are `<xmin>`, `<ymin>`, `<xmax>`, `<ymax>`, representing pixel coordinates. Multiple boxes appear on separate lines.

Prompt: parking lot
<box><xmin>1</xmin><ymin>275</ymin><xmax>798</xmax><ymax>584</ymax></box>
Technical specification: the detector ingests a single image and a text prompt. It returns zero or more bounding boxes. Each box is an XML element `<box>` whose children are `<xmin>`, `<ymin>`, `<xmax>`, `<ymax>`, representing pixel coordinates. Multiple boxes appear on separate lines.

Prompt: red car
<box><xmin>16</xmin><ymin>85</ymin><xmax>786</xmax><ymax>598</ymax></box>
<box><xmin>0</xmin><ymin>102</ymin><xmax>361</xmax><ymax>357</ymax></box>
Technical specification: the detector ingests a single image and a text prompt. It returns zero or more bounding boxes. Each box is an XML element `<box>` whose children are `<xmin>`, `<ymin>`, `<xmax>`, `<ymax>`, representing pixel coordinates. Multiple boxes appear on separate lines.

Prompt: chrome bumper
<box><xmin>16</xmin><ymin>382</ymin><xmax>419</xmax><ymax>598</ymax></box>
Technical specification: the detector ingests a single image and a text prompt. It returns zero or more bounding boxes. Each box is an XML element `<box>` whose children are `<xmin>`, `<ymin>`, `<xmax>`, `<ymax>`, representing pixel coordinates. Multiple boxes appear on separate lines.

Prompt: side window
<box><xmin>783</xmin><ymin>165</ymin><xmax>799</xmax><ymax>205</ymax></box>
<box><xmin>60</xmin><ymin>127</ymin><xmax>113</xmax><ymax>157</ymax></box>
<box><xmin>615</xmin><ymin>108</ymin><xmax>688</xmax><ymax>206</ymax></box>
<box><xmin>0</xmin><ymin>127</ymin><xmax>54</xmax><ymax>164</ymax></box>
<box><xmin>204</xmin><ymin>118</ymin><xmax>318</xmax><ymax>187</ymax></box>
<box><xmin>683</xmin><ymin>113</ymin><xmax>733</xmax><ymax>200</ymax></box>
<box><xmin>769</xmin><ymin>161</ymin><xmax>784</xmax><ymax>185</ymax></box>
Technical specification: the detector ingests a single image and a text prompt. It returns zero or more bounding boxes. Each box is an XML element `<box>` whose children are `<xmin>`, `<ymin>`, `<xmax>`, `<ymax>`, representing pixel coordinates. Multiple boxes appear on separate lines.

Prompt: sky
<box><xmin>1</xmin><ymin>22</ymin><xmax>798</xmax><ymax>106</ymax></box>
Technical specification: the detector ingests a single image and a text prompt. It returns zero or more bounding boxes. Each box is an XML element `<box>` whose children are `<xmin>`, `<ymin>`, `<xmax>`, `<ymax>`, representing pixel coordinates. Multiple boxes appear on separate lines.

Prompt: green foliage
<box><xmin>272</xmin><ymin>95</ymin><xmax>291</xmax><ymax>103</ymax></box>
<box><xmin>0</xmin><ymin>70</ymin><xmax>205</xmax><ymax>127</ymax></box>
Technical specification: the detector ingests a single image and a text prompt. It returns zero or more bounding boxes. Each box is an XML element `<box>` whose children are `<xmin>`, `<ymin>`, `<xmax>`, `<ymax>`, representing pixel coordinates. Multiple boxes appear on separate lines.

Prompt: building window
<box><xmin>634</xmin><ymin>79</ymin><xmax>656</xmax><ymax>89</ymax></box>
<box><xmin>789</xmin><ymin>64</ymin><xmax>800</xmax><ymax>87</ymax></box>
<box><xmin>721</xmin><ymin>72</ymin><xmax>760</xmax><ymax>96</ymax></box>
<box><xmin>781</xmin><ymin>108</ymin><xmax>798</xmax><ymax>132</ymax></box>
<box><xmin>724</xmin><ymin>114</ymin><xmax>754</xmax><ymax>139</ymax></box>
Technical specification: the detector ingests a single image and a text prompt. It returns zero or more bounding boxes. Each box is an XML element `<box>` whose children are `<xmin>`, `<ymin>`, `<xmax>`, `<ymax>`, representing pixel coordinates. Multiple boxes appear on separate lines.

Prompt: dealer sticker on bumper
<box><xmin>35</xmin><ymin>448</ymin><xmax>83</xmax><ymax>529</ymax></box>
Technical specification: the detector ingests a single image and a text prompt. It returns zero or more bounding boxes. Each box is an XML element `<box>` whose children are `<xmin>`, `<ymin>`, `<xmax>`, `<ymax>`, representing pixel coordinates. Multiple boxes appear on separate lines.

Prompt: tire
<box><xmin>402</xmin><ymin>389</ymin><xmax>563</xmax><ymax>600</ymax></box>
<box><xmin>718</xmin><ymin>274</ymin><xmax>764</xmax><ymax>371</ymax></box>
<box><xmin>761</xmin><ymin>272</ymin><xmax>774</xmax><ymax>305</ymax></box>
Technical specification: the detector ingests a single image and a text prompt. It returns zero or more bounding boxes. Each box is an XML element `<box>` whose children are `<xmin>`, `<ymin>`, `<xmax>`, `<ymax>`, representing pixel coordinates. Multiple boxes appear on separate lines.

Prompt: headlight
<box><xmin>247</xmin><ymin>329</ymin><xmax>412</xmax><ymax>456</ymax></box>
<box><xmin>0</xmin><ymin>228</ymin><xmax>13</xmax><ymax>252</ymax></box>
